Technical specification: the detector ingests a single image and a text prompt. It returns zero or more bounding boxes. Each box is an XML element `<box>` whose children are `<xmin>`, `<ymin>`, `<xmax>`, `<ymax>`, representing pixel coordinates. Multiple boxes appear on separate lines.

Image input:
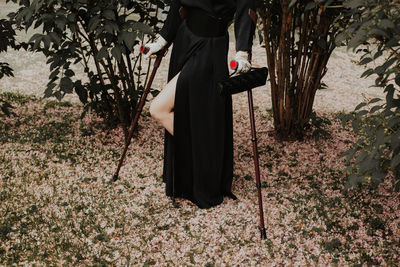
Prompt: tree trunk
<box><xmin>257</xmin><ymin>0</ymin><xmax>339</xmax><ymax>139</ymax></box>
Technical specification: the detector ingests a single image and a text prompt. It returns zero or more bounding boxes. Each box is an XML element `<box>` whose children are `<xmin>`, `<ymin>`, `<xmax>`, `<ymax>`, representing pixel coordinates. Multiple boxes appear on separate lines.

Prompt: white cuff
<box><xmin>155</xmin><ymin>34</ymin><xmax>168</xmax><ymax>48</ymax></box>
<box><xmin>234</xmin><ymin>51</ymin><xmax>251</xmax><ymax>73</ymax></box>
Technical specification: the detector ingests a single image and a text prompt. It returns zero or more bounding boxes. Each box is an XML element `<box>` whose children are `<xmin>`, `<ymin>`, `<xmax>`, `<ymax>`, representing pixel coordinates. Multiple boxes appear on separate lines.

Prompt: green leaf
<box><xmin>111</xmin><ymin>46</ymin><xmax>122</xmax><ymax>62</ymax></box>
<box><xmin>370</xmin><ymin>171</ymin><xmax>386</xmax><ymax>187</ymax></box>
<box><xmin>352</xmin><ymin>119</ymin><xmax>361</xmax><ymax>132</ymax></box>
<box><xmin>88</xmin><ymin>15</ymin><xmax>101</xmax><ymax>31</ymax></box>
<box><xmin>369</xmin><ymin>28</ymin><xmax>389</xmax><ymax>38</ymax></box>
<box><xmin>344</xmin><ymin>0</ymin><xmax>364</xmax><ymax>9</ymax></box>
<box><xmin>390</xmin><ymin>131</ymin><xmax>400</xmax><ymax>151</ymax></box>
<box><xmin>368</xmin><ymin>98</ymin><xmax>381</xmax><ymax>104</ymax></box>
<box><xmin>48</xmin><ymin>32</ymin><xmax>61</xmax><ymax>46</ymax></box>
<box><xmin>104</xmin><ymin>21</ymin><xmax>118</xmax><ymax>34</ymax></box>
<box><xmin>335</xmin><ymin>32</ymin><xmax>347</xmax><ymax>46</ymax></box>
<box><xmin>346</xmin><ymin>174</ymin><xmax>365</xmax><ymax>189</ymax></box>
<box><xmin>65</xmin><ymin>69</ymin><xmax>75</xmax><ymax>77</ymax></box>
<box><xmin>67</xmin><ymin>13</ymin><xmax>76</xmax><ymax>23</ymax></box>
<box><xmin>386</xmin><ymin>37</ymin><xmax>399</xmax><ymax>48</ymax></box>
<box><xmin>385</xmin><ymin>84</ymin><xmax>395</xmax><ymax>107</ymax></box>
<box><xmin>379</xmin><ymin>19</ymin><xmax>395</xmax><ymax>29</ymax></box>
<box><xmin>375</xmin><ymin>127</ymin><xmax>386</xmax><ymax>146</ymax></box>
<box><xmin>388</xmin><ymin>117</ymin><xmax>400</xmax><ymax>128</ymax></box>
<box><xmin>120</xmin><ymin>31</ymin><xmax>137</xmax><ymax>50</ymax></box>
<box><xmin>370</xmin><ymin>105</ymin><xmax>382</xmax><ymax>113</ymax></box>
<box><xmin>357</xmin><ymin>110</ymin><xmax>368</xmax><ymax>116</ymax></box>
<box><xmin>54</xmin><ymin>91</ymin><xmax>62</xmax><ymax>101</ymax></box>
<box><xmin>359</xmin><ymin>57</ymin><xmax>372</xmax><ymax>65</ymax></box>
<box><xmin>317</xmin><ymin>39</ymin><xmax>327</xmax><ymax>50</ymax></box>
<box><xmin>74</xmin><ymin>80</ymin><xmax>88</xmax><ymax>104</ymax></box>
<box><xmin>47</xmin><ymin>81</ymin><xmax>57</xmax><ymax>91</ymax></box>
<box><xmin>42</xmin><ymin>35</ymin><xmax>51</xmax><ymax>49</ymax></box>
<box><xmin>96</xmin><ymin>46</ymin><xmax>109</xmax><ymax>60</ymax></box>
<box><xmin>103</xmin><ymin>10</ymin><xmax>116</xmax><ymax>21</ymax></box>
<box><xmin>60</xmin><ymin>77</ymin><xmax>73</xmax><ymax>93</ymax></box>
<box><xmin>55</xmin><ymin>17</ymin><xmax>67</xmax><ymax>30</ymax></box>
<box><xmin>355</xmin><ymin>102</ymin><xmax>367</xmax><ymax>111</ymax></box>
<box><xmin>289</xmin><ymin>0</ymin><xmax>297</xmax><ymax>8</ymax></box>
<box><xmin>355</xmin><ymin>150</ymin><xmax>368</xmax><ymax>164</ymax></box>
<box><xmin>44</xmin><ymin>81</ymin><xmax>57</xmax><ymax>98</ymax></box>
<box><xmin>361</xmin><ymin>69</ymin><xmax>374</xmax><ymax>78</ymax></box>
<box><xmin>391</xmin><ymin>154</ymin><xmax>400</xmax><ymax>169</ymax></box>
<box><xmin>131</xmin><ymin>22</ymin><xmax>154</xmax><ymax>36</ymax></box>
<box><xmin>49</xmin><ymin>69</ymin><xmax>59</xmax><ymax>80</ymax></box>
<box><xmin>373</xmin><ymin>49</ymin><xmax>383</xmax><ymax>60</ymax></box>
<box><xmin>33</xmin><ymin>38</ymin><xmax>41</xmax><ymax>50</ymax></box>
<box><xmin>395</xmin><ymin>75</ymin><xmax>400</xmax><ymax>87</ymax></box>
<box><xmin>28</xmin><ymin>33</ymin><xmax>43</xmax><ymax>43</ymax></box>
<box><xmin>305</xmin><ymin>2</ymin><xmax>316</xmax><ymax>11</ymax></box>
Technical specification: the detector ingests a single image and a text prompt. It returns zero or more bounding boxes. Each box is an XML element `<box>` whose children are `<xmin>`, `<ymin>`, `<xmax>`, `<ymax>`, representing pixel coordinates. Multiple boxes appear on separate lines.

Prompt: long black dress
<box><xmin>160</xmin><ymin>0</ymin><xmax>256</xmax><ymax>209</ymax></box>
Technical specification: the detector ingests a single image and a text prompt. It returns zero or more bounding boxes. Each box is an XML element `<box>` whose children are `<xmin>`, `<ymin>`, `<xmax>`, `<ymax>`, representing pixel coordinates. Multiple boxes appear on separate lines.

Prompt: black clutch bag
<box><xmin>217</xmin><ymin>67</ymin><xmax>268</xmax><ymax>96</ymax></box>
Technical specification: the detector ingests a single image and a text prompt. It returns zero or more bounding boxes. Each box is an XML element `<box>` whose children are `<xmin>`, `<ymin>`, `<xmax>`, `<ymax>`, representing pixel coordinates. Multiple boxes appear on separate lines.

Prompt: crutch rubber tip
<box><xmin>111</xmin><ymin>174</ymin><xmax>119</xmax><ymax>182</ymax></box>
<box><xmin>172</xmin><ymin>197</ymin><xmax>180</xmax><ymax>208</ymax></box>
<box><xmin>260</xmin><ymin>228</ymin><xmax>267</xmax><ymax>240</ymax></box>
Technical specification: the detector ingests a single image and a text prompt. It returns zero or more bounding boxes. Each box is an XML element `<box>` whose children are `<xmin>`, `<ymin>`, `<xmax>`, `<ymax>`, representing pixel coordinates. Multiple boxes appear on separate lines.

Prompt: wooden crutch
<box><xmin>246</xmin><ymin>83</ymin><xmax>267</xmax><ymax>240</ymax></box>
<box><xmin>112</xmin><ymin>45</ymin><xmax>169</xmax><ymax>182</ymax></box>
<box><xmin>219</xmin><ymin>61</ymin><xmax>268</xmax><ymax>239</ymax></box>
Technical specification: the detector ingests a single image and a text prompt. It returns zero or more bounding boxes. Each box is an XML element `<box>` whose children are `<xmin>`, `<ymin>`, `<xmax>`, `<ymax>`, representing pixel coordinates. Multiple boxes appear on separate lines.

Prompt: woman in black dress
<box><xmin>145</xmin><ymin>0</ymin><xmax>256</xmax><ymax>209</ymax></box>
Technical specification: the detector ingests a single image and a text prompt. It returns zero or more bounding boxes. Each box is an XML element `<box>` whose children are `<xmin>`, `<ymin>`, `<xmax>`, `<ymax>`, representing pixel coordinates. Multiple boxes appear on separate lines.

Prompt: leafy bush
<box><xmin>0</xmin><ymin>19</ymin><xmax>16</xmax><ymax>80</ymax></box>
<box><xmin>257</xmin><ymin>0</ymin><xmax>345</xmax><ymax>139</ymax></box>
<box><xmin>0</xmin><ymin>19</ymin><xmax>18</xmax><ymax>116</ymax></box>
<box><xmin>7</xmin><ymin>0</ymin><xmax>167</xmax><ymax>138</ymax></box>
<box><xmin>337</xmin><ymin>0</ymin><xmax>400</xmax><ymax>191</ymax></box>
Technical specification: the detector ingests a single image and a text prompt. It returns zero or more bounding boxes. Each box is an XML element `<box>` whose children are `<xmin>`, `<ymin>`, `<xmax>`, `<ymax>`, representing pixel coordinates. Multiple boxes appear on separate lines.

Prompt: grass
<box><xmin>43</xmin><ymin>100</ymin><xmax>73</xmax><ymax>111</ymax></box>
<box><xmin>0</xmin><ymin>92</ymin><xmax>399</xmax><ymax>265</ymax></box>
<box><xmin>0</xmin><ymin>91</ymin><xmax>37</xmax><ymax>105</ymax></box>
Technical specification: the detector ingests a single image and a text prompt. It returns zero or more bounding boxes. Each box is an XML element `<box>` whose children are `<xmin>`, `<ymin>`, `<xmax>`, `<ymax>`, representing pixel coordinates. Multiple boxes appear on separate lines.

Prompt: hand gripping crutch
<box><xmin>217</xmin><ymin>61</ymin><xmax>268</xmax><ymax>240</ymax></box>
<box><xmin>112</xmin><ymin>45</ymin><xmax>169</xmax><ymax>182</ymax></box>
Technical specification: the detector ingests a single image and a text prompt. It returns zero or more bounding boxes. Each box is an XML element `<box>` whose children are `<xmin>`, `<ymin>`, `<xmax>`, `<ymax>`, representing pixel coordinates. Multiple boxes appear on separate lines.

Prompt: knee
<box><xmin>149</xmin><ymin>102</ymin><xmax>162</xmax><ymax>121</ymax></box>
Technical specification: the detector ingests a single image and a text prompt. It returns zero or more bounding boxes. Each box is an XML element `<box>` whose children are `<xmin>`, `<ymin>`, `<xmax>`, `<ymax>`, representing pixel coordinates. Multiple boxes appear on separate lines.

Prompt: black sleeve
<box><xmin>234</xmin><ymin>0</ymin><xmax>257</xmax><ymax>52</ymax></box>
<box><xmin>159</xmin><ymin>0</ymin><xmax>183</xmax><ymax>43</ymax></box>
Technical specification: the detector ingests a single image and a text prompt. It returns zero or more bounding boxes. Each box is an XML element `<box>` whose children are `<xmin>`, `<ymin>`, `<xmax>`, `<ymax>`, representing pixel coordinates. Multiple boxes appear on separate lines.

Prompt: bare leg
<box><xmin>151</xmin><ymin>71</ymin><xmax>196</xmax><ymax>206</ymax></box>
<box><xmin>149</xmin><ymin>72</ymin><xmax>180</xmax><ymax>136</ymax></box>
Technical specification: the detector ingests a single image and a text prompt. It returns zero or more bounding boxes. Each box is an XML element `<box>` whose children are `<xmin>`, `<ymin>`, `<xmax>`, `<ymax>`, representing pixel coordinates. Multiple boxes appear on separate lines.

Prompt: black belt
<box><xmin>184</xmin><ymin>7</ymin><xmax>228</xmax><ymax>38</ymax></box>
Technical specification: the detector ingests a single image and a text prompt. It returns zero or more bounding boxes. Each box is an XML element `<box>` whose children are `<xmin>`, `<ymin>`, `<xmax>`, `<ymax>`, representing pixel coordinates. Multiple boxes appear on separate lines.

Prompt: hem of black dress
<box><xmin>165</xmin><ymin>188</ymin><xmax>237</xmax><ymax>209</ymax></box>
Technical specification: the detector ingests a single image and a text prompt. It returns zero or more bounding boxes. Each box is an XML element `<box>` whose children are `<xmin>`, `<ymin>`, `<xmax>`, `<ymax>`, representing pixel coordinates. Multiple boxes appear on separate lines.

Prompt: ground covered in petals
<box><xmin>0</xmin><ymin>92</ymin><xmax>399</xmax><ymax>266</ymax></box>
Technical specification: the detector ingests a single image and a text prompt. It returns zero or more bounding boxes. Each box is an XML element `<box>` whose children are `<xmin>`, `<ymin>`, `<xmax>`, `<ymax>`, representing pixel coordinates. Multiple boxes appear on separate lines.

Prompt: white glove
<box><xmin>234</xmin><ymin>50</ymin><xmax>251</xmax><ymax>73</ymax></box>
<box><xmin>143</xmin><ymin>34</ymin><xmax>168</xmax><ymax>59</ymax></box>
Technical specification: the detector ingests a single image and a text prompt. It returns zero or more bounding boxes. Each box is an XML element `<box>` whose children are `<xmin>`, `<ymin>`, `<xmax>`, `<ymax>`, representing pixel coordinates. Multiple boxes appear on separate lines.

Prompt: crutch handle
<box><xmin>230</xmin><ymin>60</ymin><xmax>238</xmax><ymax>70</ymax></box>
<box><xmin>140</xmin><ymin>45</ymin><xmax>150</xmax><ymax>55</ymax></box>
<box><xmin>140</xmin><ymin>44</ymin><xmax>169</xmax><ymax>59</ymax></box>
